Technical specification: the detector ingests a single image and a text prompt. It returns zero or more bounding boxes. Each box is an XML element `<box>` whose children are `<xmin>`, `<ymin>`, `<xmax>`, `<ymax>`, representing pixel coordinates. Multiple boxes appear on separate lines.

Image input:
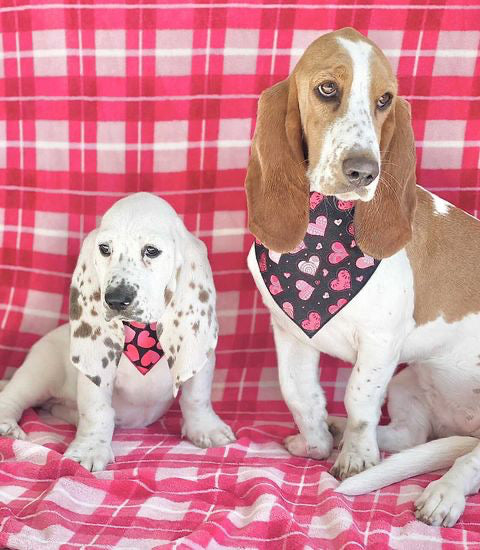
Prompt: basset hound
<box><xmin>0</xmin><ymin>193</ymin><xmax>235</xmax><ymax>471</ymax></box>
<box><xmin>245</xmin><ymin>27</ymin><xmax>480</xmax><ymax>527</ymax></box>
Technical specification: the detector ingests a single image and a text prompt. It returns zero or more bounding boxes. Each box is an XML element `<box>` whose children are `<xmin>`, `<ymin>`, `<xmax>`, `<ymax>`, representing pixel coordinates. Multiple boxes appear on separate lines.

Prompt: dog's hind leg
<box><xmin>377</xmin><ymin>366</ymin><xmax>431</xmax><ymax>452</ymax></box>
<box><xmin>0</xmin><ymin>326</ymin><xmax>68</xmax><ymax>439</ymax></box>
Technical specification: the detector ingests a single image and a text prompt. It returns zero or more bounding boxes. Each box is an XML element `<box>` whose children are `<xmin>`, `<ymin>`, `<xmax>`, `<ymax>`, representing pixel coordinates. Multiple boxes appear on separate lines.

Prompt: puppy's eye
<box><xmin>98</xmin><ymin>243</ymin><xmax>111</xmax><ymax>257</ymax></box>
<box><xmin>144</xmin><ymin>246</ymin><xmax>162</xmax><ymax>259</ymax></box>
<box><xmin>317</xmin><ymin>81</ymin><xmax>338</xmax><ymax>99</ymax></box>
<box><xmin>377</xmin><ymin>92</ymin><xmax>392</xmax><ymax>110</ymax></box>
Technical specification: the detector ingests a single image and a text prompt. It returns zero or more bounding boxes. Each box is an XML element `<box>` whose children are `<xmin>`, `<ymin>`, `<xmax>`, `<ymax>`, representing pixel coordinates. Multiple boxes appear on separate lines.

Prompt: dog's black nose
<box><xmin>104</xmin><ymin>285</ymin><xmax>135</xmax><ymax>311</ymax></box>
<box><xmin>343</xmin><ymin>156</ymin><xmax>379</xmax><ymax>187</ymax></box>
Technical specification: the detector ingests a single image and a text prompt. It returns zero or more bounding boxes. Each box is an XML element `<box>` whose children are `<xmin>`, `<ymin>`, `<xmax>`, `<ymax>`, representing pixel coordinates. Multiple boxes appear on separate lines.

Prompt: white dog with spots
<box><xmin>0</xmin><ymin>193</ymin><xmax>235</xmax><ymax>471</ymax></box>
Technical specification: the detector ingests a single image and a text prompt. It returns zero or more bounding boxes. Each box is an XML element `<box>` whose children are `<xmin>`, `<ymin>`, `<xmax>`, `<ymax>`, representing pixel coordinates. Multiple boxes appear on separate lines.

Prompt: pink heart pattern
<box><xmin>330</xmin><ymin>270</ymin><xmax>351</xmax><ymax>291</ymax></box>
<box><xmin>282</xmin><ymin>302</ymin><xmax>294</xmax><ymax>318</ymax></box>
<box><xmin>356</xmin><ymin>255</ymin><xmax>375</xmax><ymax>269</ymax></box>
<box><xmin>328</xmin><ymin>241</ymin><xmax>349</xmax><ymax>264</ymax></box>
<box><xmin>301</xmin><ymin>312</ymin><xmax>321</xmax><ymax>331</ymax></box>
<box><xmin>269</xmin><ymin>275</ymin><xmax>283</xmax><ymax>295</ymax></box>
<box><xmin>307</xmin><ymin>216</ymin><xmax>327</xmax><ymax>237</ymax></box>
<box><xmin>123</xmin><ymin>322</ymin><xmax>164</xmax><ymax>375</ymax></box>
<box><xmin>254</xmin><ymin>193</ymin><xmax>380</xmax><ymax>337</ymax></box>
<box><xmin>296</xmin><ymin>280</ymin><xmax>314</xmax><ymax>300</ymax></box>
<box><xmin>309</xmin><ymin>192</ymin><xmax>324</xmax><ymax>210</ymax></box>
<box><xmin>328</xmin><ymin>298</ymin><xmax>348</xmax><ymax>315</ymax></box>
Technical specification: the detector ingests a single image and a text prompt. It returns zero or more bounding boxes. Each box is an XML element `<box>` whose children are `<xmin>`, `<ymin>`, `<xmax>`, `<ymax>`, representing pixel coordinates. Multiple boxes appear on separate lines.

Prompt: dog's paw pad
<box><xmin>64</xmin><ymin>441</ymin><xmax>114</xmax><ymax>472</ymax></box>
<box><xmin>415</xmin><ymin>480</ymin><xmax>465</xmax><ymax>527</ymax></box>
<box><xmin>0</xmin><ymin>421</ymin><xmax>28</xmax><ymax>441</ymax></box>
<box><xmin>183</xmin><ymin>417</ymin><xmax>236</xmax><ymax>448</ymax></box>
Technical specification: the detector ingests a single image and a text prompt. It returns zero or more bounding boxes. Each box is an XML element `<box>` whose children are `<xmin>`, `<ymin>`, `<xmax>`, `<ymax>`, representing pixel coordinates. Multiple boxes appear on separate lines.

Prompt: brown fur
<box><xmin>354</xmin><ymin>97</ymin><xmax>417</xmax><ymax>258</ymax></box>
<box><xmin>406</xmin><ymin>188</ymin><xmax>480</xmax><ymax>325</ymax></box>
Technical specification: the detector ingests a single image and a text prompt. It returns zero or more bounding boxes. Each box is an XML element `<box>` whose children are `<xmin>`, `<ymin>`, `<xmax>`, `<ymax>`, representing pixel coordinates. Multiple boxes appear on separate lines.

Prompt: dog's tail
<box><xmin>336</xmin><ymin>436</ymin><xmax>479</xmax><ymax>495</ymax></box>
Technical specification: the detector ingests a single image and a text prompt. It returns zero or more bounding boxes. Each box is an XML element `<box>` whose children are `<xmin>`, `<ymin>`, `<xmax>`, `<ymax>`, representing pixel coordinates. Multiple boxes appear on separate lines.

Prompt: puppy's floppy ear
<box><xmin>157</xmin><ymin>219</ymin><xmax>218</xmax><ymax>397</ymax></box>
<box><xmin>245</xmin><ymin>78</ymin><xmax>310</xmax><ymax>253</ymax></box>
<box><xmin>69</xmin><ymin>230</ymin><xmax>124</xmax><ymax>388</ymax></box>
<box><xmin>354</xmin><ymin>97</ymin><xmax>417</xmax><ymax>259</ymax></box>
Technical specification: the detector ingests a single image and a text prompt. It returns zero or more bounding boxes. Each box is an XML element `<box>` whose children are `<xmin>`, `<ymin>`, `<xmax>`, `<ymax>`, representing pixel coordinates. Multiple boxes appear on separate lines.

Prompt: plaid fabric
<box><xmin>1</xmin><ymin>1</ymin><xmax>479</xmax><ymax>548</ymax></box>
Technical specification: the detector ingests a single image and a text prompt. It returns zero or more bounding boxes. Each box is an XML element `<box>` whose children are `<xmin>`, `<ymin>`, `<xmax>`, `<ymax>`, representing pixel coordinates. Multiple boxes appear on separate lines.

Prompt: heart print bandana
<box><xmin>123</xmin><ymin>321</ymin><xmax>164</xmax><ymax>375</ymax></box>
<box><xmin>255</xmin><ymin>192</ymin><xmax>381</xmax><ymax>337</ymax></box>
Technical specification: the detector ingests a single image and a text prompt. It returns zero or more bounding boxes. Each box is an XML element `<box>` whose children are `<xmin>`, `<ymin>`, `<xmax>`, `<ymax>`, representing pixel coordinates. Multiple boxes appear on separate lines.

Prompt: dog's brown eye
<box><xmin>377</xmin><ymin>92</ymin><xmax>392</xmax><ymax>110</ymax></box>
<box><xmin>99</xmin><ymin>243</ymin><xmax>111</xmax><ymax>257</ymax></box>
<box><xmin>317</xmin><ymin>81</ymin><xmax>338</xmax><ymax>98</ymax></box>
<box><xmin>143</xmin><ymin>246</ymin><xmax>162</xmax><ymax>259</ymax></box>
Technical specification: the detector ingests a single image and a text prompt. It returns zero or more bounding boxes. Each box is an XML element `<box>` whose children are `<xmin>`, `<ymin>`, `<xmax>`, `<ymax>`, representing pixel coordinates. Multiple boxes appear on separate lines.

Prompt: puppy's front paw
<box><xmin>284</xmin><ymin>431</ymin><xmax>333</xmax><ymax>460</ymax></box>
<box><xmin>182</xmin><ymin>414</ymin><xmax>236</xmax><ymax>448</ymax></box>
<box><xmin>330</xmin><ymin>446</ymin><xmax>379</xmax><ymax>480</ymax></box>
<box><xmin>415</xmin><ymin>480</ymin><xmax>465</xmax><ymax>527</ymax></box>
<box><xmin>0</xmin><ymin>420</ymin><xmax>27</xmax><ymax>441</ymax></box>
<box><xmin>64</xmin><ymin>439</ymin><xmax>114</xmax><ymax>472</ymax></box>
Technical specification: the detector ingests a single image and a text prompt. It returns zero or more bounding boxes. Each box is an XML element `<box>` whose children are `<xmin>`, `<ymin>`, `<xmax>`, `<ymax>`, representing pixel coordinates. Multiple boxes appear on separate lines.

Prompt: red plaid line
<box><xmin>1</xmin><ymin>1</ymin><xmax>480</xmax><ymax>548</ymax></box>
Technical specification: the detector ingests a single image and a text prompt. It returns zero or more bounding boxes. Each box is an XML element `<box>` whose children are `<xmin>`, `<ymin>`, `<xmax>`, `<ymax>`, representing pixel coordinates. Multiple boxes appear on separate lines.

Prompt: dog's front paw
<box><xmin>182</xmin><ymin>414</ymin><xmax>236</xmax><ymax>448</ymax></box>
<box><xmin>64</xmin><ymin>439</ymin><xmax>114</xmax><ymax>472</ymax></box>
<box><xmin>0</xmin><ymin>420</ymin><xmax>28</xmax><ymax>440</ymax></box>
<box><xmin>284</xmin><ymin>431</ymin><xmax>333</xmax><ymax>460</ymax></box>
<box><xmin>415</xmin><ymin>479</ymin><xmax>465</xmax><ymax>527</ymax></box>
<box><xmin>330</xmin><ymin>445</ymin><xmax>379</xmax><ymax>480</ymax></box>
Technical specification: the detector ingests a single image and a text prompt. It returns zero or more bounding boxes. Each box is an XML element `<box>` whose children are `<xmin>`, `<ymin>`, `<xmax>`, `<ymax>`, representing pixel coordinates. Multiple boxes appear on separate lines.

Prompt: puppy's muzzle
<box><xmin>342</xmin><ymin>156</ymin><xmax>379</xmax><ymax>188</ymax></box>
<box><xmin>104</xmin><ymin>284</ymin><xmax>136</xmax><ymax>312</ymax></box>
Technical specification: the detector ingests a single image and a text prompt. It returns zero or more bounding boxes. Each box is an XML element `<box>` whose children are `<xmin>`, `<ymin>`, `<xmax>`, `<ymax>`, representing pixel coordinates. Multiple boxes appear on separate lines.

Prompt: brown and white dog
<box><xmin>245</xmin><ymin>27</ymin><xmax>480</xmax><ymax>527</ymax></box>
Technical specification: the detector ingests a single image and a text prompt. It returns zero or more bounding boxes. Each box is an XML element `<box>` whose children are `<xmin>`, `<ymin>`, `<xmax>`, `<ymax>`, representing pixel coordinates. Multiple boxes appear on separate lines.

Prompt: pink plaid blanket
<box><xmin>1</xmin><ymin>1</ymin><xmax>480</xmax><ymax>548</ymax></box>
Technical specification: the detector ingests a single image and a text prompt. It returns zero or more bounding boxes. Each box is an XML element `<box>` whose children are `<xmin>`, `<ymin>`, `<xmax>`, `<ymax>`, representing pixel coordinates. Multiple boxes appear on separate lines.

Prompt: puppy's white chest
<box><xmin>112</xmin><ymin>355</ymin><xmax>174</xmax><ymax>428</ymax></box>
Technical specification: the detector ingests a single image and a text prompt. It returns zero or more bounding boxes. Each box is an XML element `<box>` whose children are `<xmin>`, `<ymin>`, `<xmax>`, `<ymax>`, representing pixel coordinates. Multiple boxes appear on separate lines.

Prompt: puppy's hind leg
<box><xmin>0</xmin><ymin>328</ymin><xmax>67</xmax><ymax>439</ymax></box>
<box><xmin>180</xmin><ymin>355</ymin><xmax>236</xmax><ymax>448</ymax></box>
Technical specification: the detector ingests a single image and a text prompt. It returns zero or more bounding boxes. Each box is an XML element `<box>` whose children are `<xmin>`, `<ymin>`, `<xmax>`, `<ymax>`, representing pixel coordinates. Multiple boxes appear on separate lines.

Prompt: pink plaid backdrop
<box><xmin>0</xmin><ymin>1</ymin><xmax>479</xmax><ymax>548</ymax></box>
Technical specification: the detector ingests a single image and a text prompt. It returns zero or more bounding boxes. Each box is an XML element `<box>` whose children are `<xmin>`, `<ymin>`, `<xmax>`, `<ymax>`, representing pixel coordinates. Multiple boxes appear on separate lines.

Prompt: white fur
<box><xmin>307</xmin><ymin>38</ymin><xmax>380</xmax><ymax>201</ymax></box>
<box><xmin>0</xmin><ymin>193</ymin><xmax>235</xmax><ymax>471</ymax></box>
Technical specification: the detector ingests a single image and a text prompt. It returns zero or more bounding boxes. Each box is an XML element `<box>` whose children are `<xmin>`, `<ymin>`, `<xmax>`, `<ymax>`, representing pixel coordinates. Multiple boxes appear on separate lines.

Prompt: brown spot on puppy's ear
<box><xmin>108</xmin><ymin>350</ymin><xmax>114</xmax><ymax>361</ymax></box>
<box><xmin>71</xmin><ymin>355</ymin><xmax>80</xmax><ymax>364</ymax></box>
<box><xmin>86</xmin><ymin>374</ymin><xmax>101</xmax><ymax>386</ymax></box>
<box><xmin>69</xmin><ymin>287</ymin><xmax>82</xmax><ymax>320</ymax></box>
<box><xmin>189</xmin><ymin>281</ymin><xmax>195</xmax><ymax>289</ymax></box>
<box><xmin>74</xmin><ymin>322</ymin><xmax>92</xmax><ymax>338</ymax></box>
<box><xmin>102</xmin><ymin>357</ymin><xmax>108</xmax><ymax>368</ymax></box>
<box><xmin>167</xmin><ymin>357</ymin><xmax>175</xmax><ymax>369</ymax></box>
<box><xmin>199</xmin><ymin>289</ymin><xmax>209</xmax><ymax>303</ymax></box>
<box><xmin>192</xmin><ymin>320</ymin><xmax>200</xmax><ymax>335</ymax></box>
<box><xmin>164</xmin><ymin>288</ymin><xmax>173</xmax><ymax>305</ymax></box>
<box><xmin>93</xmin><ymin>290</ymin><xmax>101</xmax><ymax>302</ymax></box>
<box><xmin>207</xmin><ymin>305</ymin><xmax>213</xmax><ymax>327</ymax></box>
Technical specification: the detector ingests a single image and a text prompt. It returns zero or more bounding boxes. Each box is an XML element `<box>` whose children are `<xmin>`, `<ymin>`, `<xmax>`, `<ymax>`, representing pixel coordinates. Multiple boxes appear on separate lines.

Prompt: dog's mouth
<box><xmin>104</xmin><ymin>307</ymin><xmax>147</xmax><ymax>324</ymax></box>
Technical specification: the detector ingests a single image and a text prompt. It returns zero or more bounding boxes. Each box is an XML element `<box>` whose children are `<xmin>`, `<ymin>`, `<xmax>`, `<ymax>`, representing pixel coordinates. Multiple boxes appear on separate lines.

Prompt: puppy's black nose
<box><xmin>343</xmin><ymin>157</ymin><xmax>379</xmax><ymax>187</ymax></box>
<box><xmin>104</xmin><ymin>285</ymin><xmax>135</xmax><ymax>311</ymax></box>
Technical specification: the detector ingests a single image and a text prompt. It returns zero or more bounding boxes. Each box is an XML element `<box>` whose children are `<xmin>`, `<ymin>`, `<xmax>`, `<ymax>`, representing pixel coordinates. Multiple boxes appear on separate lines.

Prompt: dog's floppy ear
<box><xmin>157</xmin><ymin>219</ymin><xmax>218</xmax><ymax>397</ymax></box>
<box><xmin>354</xmin><ymin>97</ymin><xmax>417</xmax><ymax>259</ymax></box>
<box><xmin>245</xmin><ymin>78</ymin><xmax>310</xmax><ymax>253</ymax></box>
<box><xmin>69</xmin><ymin>230</ymin><xmax>124</xmax><ymax>388</ymax></box>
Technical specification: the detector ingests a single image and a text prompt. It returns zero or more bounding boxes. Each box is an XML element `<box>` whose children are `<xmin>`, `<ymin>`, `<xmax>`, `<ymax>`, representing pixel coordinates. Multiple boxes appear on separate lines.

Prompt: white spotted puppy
<box><xmin>0</xmin><ymin>193</ymin><xmax>235</xmax><ymax>471</ymax></box>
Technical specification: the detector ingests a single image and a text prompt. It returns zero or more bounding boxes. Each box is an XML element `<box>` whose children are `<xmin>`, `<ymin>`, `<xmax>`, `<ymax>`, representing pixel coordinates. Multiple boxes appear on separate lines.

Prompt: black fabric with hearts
<box><xmin>254</xmin><ymin>192</ymin><xmax>381</xmax><ymax>337</ymax></box>
<box><xmin>123</xmin><ymin>321</ymin><xmax>165</xmax><ymax>375</ymax></box>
